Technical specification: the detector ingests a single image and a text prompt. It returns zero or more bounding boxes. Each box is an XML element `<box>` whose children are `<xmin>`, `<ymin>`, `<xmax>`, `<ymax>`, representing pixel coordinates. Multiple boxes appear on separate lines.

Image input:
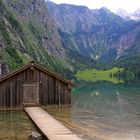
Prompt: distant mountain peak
<box><xmin>116</xmin><ymin>8</ymin><xmax>140</xmax><ymax>20</ymax></box>
<box><xmin>48</xmin><ymin>2</ymin><xmax>140</xmax><ymax>63</ymax></box>
<box><xmin>100</xmin><ymin>7</ymin><xmax>111</xmax><ymax>12</ymax></box>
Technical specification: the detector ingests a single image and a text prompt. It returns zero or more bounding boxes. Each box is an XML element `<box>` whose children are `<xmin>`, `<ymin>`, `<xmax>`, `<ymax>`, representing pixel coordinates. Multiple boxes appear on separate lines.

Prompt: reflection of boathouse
<box><xmin>0</xmin><ymin>61</ymin><xmax>74</xmax><ymax>109</ymax></box>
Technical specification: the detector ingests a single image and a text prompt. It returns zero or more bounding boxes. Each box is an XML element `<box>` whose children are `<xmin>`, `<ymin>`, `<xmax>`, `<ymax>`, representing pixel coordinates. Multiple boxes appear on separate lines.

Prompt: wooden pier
<box><xmin>25</xmin><ymin>107</ymin><xmax>82</xmax><ymax>140</ymax></box>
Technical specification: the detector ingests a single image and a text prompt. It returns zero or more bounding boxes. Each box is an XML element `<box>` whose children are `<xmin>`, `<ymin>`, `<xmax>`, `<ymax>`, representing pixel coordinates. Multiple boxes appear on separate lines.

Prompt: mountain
<box><xmin>1</xmin><ymin>0</ymin><xmax>140</xmax><ymax>77</ymax></box>
<box><xmin>116</xmin><ymin>9</ymin><xmax>140</xmax><ymax>20</ymax></box>
<box><xmin>116</xmin><ymin>9</ymin><xmax>131</xmax><ymax>19</ymax></box>
<box><xmin>0</xmin><ymin>0</ymin><xmax>72</xmax><ymax>74</ymax></box>
<box><xmin>133</xmin><ymin>9</ymin><xmax>140</xmax><ymax>20</ymax></box>
<box><xmin>47</xmin><ymin>1</ymin><xmax>140</xmax><ymax>62</ymax></box>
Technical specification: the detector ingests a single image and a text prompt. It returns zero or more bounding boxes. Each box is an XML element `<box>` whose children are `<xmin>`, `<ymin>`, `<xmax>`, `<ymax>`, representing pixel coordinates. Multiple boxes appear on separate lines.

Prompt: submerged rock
<box><xmin>29</xmin><ymin>132</ymin><xmax>43</xmax><ymax>140</ymax></box>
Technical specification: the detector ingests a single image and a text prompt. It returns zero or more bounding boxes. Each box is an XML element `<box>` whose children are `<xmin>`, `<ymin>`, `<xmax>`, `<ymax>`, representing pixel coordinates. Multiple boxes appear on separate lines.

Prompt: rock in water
<box><xmin>29</xmin><ymin>132</ymin><xmax>42</xmax><ymax>140</ymax></box>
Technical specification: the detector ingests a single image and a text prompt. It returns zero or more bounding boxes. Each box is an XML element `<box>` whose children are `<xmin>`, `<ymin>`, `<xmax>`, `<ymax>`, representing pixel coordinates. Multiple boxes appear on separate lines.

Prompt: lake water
<box><xmin>0</xmin><ymin>81</ymin><xmax>140</xmax><ymax>140</ymax></box>
<box><xmin>46</xmin><ymin>81</ymin><xmax>140</xmax><ymax>140</ymax></box>
<box><xmin>0</xmin><ymin>111</ymin><xmax>46</xmax><ymax>140</ymax></box>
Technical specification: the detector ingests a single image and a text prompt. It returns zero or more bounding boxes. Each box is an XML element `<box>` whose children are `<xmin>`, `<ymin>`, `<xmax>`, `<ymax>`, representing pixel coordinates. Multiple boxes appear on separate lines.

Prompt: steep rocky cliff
<box><xmin>1</xmin><ymin>0</ymin><xmax>140</xmax><ymax>75</ymax></box>
<box><xmin>0</xmin><ymin>0</ymin><xmax>69</xmax><ymax>74</ymax></box>
<box><xmin>47</xmin><ymin>2</ymin><xmax>140</xmax><ymax>62</ymax></box>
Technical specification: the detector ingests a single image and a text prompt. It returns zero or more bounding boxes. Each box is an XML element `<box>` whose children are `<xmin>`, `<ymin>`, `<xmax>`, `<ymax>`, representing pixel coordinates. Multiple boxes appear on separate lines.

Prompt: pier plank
<box><xmin>25</xmin><ymin>107</ymin><xmax>82</xmax><ymax>140</ymax></box>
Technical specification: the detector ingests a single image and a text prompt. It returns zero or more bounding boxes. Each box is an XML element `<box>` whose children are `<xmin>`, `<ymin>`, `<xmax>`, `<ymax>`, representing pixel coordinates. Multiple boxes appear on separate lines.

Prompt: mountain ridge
<box><xmin>47</xmin><ymin>1</ymin><xmax>140</xmax><ymax>62</ymax></box>
<box><xmin>0</xmin><ymin>0</ymin><xmax>140</xmax><ymax>78</ymax></box>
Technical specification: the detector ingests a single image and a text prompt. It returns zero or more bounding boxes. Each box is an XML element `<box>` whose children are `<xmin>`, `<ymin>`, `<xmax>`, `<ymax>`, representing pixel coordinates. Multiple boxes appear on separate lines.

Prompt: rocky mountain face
<box><xmin>0</xmin><ymin>0</ymin><xmax>70</xmax><ymax>74</ymax></box>
<box><xmin>47</xmin><ymin>2</ymin><xmax>140</xmax><ymax>62</ymax></box>
<box><xmin>3</xmin><ymin>0</ymin><xmax>65</xmax><ymax>57</ymax></box>
<box><xmin>1</xmin><ymin>0</ymin><xmax>140</xmax><ymax>75</ymax></box>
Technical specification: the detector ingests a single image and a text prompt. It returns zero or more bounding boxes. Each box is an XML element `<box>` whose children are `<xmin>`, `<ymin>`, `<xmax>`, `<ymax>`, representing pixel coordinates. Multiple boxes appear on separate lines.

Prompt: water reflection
<box><xmin>0</xmin><ymin>81</ymin><xmax>139</xmax><ymax>140</ymax></box>
<box><xmin>46</xmin><ymin>81</ymin><xmax>140</xmax><ymax>140</ymax></box>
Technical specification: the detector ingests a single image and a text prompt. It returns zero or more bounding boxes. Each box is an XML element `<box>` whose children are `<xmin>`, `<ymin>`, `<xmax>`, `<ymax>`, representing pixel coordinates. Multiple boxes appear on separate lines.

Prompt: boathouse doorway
<box><xmin>23</xmin><ymin>82</ymin><xmax>39</xmax><ymax>106</ymax></box>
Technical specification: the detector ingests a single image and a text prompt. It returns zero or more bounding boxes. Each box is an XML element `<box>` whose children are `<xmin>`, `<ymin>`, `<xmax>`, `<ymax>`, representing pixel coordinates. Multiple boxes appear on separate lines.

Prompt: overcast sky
<box><xmin>48</xmin><ymin>0</ymin><xmax>140</xmax><ymax>13</ymax></box>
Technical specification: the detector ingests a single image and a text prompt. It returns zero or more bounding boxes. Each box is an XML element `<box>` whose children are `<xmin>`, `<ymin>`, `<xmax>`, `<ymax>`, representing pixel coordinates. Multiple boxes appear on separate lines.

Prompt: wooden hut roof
<box><xmin>0</xmin><ymin>61</ymin><xmax>75</xmax><ymax>85</ymax></box>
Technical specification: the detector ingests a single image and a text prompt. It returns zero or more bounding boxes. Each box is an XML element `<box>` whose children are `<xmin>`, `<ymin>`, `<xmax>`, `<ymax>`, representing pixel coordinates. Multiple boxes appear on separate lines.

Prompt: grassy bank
<box><xmin>76</xmin><ymin>67</ymin><xmax>124</xmax><ymax>84</ymax></box>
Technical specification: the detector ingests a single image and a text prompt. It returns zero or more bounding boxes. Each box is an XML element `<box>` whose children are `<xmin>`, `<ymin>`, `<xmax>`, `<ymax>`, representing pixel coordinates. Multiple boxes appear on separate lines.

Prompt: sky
<box><xmin>48</xmin><ymin>0</ymin><xmax>140</xmax><ymax>13</ymax></box>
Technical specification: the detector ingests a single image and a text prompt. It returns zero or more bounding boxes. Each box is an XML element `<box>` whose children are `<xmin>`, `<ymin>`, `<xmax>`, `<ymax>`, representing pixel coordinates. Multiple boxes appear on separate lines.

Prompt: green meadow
<box><xmin>76</xmin><ymin>67</ymin><xmax>124</xmax><ymax>84</ymax></box>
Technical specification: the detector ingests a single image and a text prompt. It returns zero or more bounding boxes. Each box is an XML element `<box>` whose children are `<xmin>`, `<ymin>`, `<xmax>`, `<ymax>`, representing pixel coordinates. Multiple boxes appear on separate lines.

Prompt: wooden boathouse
<box><xmin>0</xmin><ymin>61</ymin><xmax>74</xmax><ymax>109</ymax></box>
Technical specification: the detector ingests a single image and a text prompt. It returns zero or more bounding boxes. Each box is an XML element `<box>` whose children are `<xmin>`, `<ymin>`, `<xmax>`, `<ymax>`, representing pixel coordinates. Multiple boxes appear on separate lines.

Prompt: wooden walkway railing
<box><xmin>24</xmin><ymin>107</ymin><xmax>82</xmax><ymax>140</ymax></box>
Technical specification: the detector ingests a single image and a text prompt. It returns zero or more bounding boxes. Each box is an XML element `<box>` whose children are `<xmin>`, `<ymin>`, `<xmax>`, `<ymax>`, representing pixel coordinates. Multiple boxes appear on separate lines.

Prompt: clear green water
<box><xmin>0</xmin><ymin>81</ymin><xmax>140</xmax><ymax>140</ymax></box>
<box><xmin>0</xmin><ymin>111</ymin><xmax>45</xmax><ymax>140</ymax></box>
<box><xmin>46</xmin><ymin>81</ymin><xmax>140</xmax><ymax>140</ymax></box>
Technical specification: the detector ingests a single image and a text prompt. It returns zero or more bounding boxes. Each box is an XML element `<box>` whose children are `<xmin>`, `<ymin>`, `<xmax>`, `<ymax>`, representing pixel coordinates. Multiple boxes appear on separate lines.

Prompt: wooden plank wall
<box><xmin>0</xmin><ymin>67</ymin><xmax>71</xmax><ymax>109</ymax></box>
